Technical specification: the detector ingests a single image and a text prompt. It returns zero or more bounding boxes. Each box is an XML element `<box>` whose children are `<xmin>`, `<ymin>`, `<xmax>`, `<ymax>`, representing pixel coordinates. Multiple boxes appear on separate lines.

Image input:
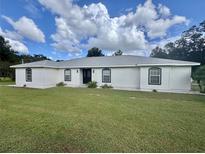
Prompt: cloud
<box><xmin>158</xmin><ymin>4</ymin><xmax>171</xmax><ymax>17</ymax></box>
<box><xmin>151</xmin><ymin>35</ymin><xmax>180</xmax><ymax>47</ymax></box>
<box><xmin>0</xmin><ymin>27</ymin><xmax>28</xmax><ymax>54</ymax></box>
<box><xmin>24</xmin><ymin>0</ymin><xmax>42</xmax><ymax>18</ymax></box>
<box><xmin>38</xmin><ymin>0</ymin><xmax>188</xmax><ymax>55</ymax></box>
<box><xmin>123</xmin><ymin>0</ymin><xmax>188</xmax><ymax>38</ymax></box>
<box><xmin>0</xmin><ymin>28</ymin><xmax>23</xmax><ymax>41</ymax></box>
<box><xmin>125</xmin><ymin>8</ymin><xmax>133</xmax><ymax>12</ymax></box>
<box><xmin>2</xmin><ymin>15</ymin><xmax>45</xmax><ymax>43</ymax></box>
<box><xmin>147</xmin><ymin>16</ymin><xmax>187</xmax><ymax>38</ymax></box>
<box><xmin>5</xmin><ymin>38</ymin><xmax>29</xmax><ymax>54</ymax></box>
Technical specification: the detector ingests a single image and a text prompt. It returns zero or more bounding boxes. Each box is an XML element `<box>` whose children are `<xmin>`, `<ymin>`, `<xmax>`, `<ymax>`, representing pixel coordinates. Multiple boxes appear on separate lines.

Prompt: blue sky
<box><xmin>0</xmin><ymin>0</ymin><xmax>205</xmax><ymax>60</ymax></box>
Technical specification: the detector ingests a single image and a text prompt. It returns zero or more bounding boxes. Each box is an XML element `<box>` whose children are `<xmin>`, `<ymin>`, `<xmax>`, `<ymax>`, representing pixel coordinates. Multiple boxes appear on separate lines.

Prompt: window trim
<box><xmin>64</xmin><ymin>69</ymin><xmax>71</xmax><ymax>81</ymax></box>
<box><xmin>102</xmin><ymin>68</ymin><xmax>111</xmax><ymax>83</ymax></box>
<box><xmin>148</xmin><ymin>67</ymin><xmax>161</xmax><ymax>85</ymax></box>
<box><xmin>25</xmin><ymin>68</ymin><xmax>32</xmax><ymax>82</ymax></box>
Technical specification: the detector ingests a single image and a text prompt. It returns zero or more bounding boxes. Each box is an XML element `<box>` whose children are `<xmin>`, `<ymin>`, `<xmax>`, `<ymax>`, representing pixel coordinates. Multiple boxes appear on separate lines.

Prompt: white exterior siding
<box><xmin>16</xmin><ymin>68</ymin><xmax>59</xmax><ymax>88</ymax></box>
<box><xmin>140</xmin><ymin>66</ymin><xmax>191</xmax><ymax>92</ymax></box>
<box><xmin>92</xmin><ymin>67</ymin><xmax>140</xmax><ymax>89</ymax></box>
<box><xmin>15</xmin><ymin>66</ymin><xmax>192</xmax><ymax>92</ymax></box>
<box><xmin>16</xmin><ymin>68</ymin><xmax>25</xmax><ymax>87</ymax></box>
<box><xmin>58</xmin><ymin>68</ymin><xmax>82</xmax><ymax>87</ymax></box>
<box><xmin>169</xmin><ymin>67</ymin><xmax>191</xmax><ymax>91</ymax></box>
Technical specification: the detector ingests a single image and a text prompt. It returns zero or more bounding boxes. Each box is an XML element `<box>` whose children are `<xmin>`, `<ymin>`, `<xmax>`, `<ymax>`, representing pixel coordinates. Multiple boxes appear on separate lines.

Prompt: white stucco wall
<box><xmin>140</xmin><ymin>66</ymin><xmax>191</xmax><ymax>92</ymax></box>
<box><xmin>15</xmin><ymin>68</ymin><xmax>59</xmax><ymax>88</ymax></box>
<box><xmin>58</xmin><ymin>68</ymin><xmax>82</xmax><ymax>87</ymax></box>
<box><xmin>92</xmin><ymin>67</ymin><xmax>140</xmax><ymax>89</ymax></box>
<box><xmin>15</xmin><ymin>66</ymin><xmax>192</xmax><ymax>92</ymax></box>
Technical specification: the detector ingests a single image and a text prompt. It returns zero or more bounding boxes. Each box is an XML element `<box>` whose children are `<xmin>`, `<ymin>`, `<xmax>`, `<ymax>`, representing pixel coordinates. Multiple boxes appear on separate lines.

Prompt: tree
<box><xmin>113</xmin><ymin>50</ymin><xmax>123</xmax><ymax>56</ymax></box>
<box><xmin>0</xmin><ymin>35</ymin><xmax>49</xmax><ymax>80</ymax></box>
<box><xmin>150</xmin><ymin>46</ymin><xmax>168</xmax><ymax>58</ymax></box>
<box><xmin>150</xmin><ymin>20</ymin><xmax>205</xmax><ymax>65</ymax></box>
<box><xmin>192</xmin><ymin>65</ymin><xmax>205</xmax><ymax>92</ymax></box>
<box><xmin>0</xmin><ymin>36</ymin><xmax>18</xmax><ymax>62</ymax></box>
<box><xmin>87</xmin><ymin>47</ymin><xmax>104</xmax><ymax>57</ymax></box>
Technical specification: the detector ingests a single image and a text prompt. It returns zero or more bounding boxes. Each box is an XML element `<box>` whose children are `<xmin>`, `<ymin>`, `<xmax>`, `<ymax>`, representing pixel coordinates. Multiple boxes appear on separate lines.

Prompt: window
<box><xmin>64</xmin><ymin>69</ymin><xmax>71</xmax><ymax>81</ymax></box>
<box><xmin>26</xmin><ymin>68</ymin><xmax>32</xmax><ymax>82</ymax></box>
<box><xmin>102</xmin><ymin>68</ymin><xmax>111</xmax><ymax>83</ymax></box>
<box><xmin>148</xmin><ymin>67</ymin><xmax>161</xmax><ymax>85</ymax></box>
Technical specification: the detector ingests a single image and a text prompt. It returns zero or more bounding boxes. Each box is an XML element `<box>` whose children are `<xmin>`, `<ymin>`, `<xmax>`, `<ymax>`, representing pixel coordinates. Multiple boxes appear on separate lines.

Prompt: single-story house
<box><xmin>10</xmin><ymin>55</ymin><xmax>200</xmax><ymax>92</ymax></box>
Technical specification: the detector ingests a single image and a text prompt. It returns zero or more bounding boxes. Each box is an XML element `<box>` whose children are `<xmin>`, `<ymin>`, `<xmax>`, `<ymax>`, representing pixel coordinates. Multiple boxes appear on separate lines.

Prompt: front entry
<box><xmin>83</xmin><ymin>69</ymin><xmax>91</xmax><ymax>84</ymax></box>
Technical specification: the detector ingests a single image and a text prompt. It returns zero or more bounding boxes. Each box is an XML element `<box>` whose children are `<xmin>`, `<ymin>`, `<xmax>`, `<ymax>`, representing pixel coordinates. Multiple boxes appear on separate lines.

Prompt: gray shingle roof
<box><xmin>10</xmin><ymin>55</ymin><xmax>200</xmax><ymax>68</ymax></box>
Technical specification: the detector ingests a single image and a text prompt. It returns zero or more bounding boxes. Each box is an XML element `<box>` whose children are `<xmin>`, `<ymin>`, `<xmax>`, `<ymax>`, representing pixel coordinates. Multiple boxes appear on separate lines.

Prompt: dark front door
<box><xmin>83</xmin><ymin>69</ymin><xmax>91</xmax><ymax>84</ymax></box>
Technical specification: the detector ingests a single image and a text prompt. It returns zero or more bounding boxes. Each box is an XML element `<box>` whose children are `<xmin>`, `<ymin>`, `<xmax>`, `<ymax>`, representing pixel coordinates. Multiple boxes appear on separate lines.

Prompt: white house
<box><xmin>10</xmin><ymin>55</ymin><xmax>200</xmax><ymax>92</ymax></box>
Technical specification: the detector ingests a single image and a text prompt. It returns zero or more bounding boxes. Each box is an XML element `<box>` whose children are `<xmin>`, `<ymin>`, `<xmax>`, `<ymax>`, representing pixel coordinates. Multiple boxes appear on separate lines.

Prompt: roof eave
<box><xmin>10</xmin><ymin>66</ymin><xmax>59</xmax><ymax>68</ymax></box>
<box><xmin>137</xmin><ymin>63</ymin><xmax>200</xmax><ymax>66</ymax></box>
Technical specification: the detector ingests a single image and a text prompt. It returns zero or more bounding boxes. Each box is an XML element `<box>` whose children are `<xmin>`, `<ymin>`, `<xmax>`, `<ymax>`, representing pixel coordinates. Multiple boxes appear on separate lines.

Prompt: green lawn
<box><xmin>0</xmin><ymin>77</ymin><xmax>15</xmax><ymax>85</ymax></box>
<box><xmin>0</xmin><ymin>86</ymin><xmax>205</xmax><ymax>152</ymax></box>
<box><xmin>0</xmin><ymin>81</ymin><xmax>15</xmax><ymax>85</ymax></box>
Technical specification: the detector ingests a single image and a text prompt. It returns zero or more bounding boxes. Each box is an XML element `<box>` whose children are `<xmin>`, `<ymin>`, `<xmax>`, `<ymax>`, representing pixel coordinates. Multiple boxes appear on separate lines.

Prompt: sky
<box><xmin>0</xmin><ymin>0</ymin><xmax>204</xmax><ymax>60</ymax></box>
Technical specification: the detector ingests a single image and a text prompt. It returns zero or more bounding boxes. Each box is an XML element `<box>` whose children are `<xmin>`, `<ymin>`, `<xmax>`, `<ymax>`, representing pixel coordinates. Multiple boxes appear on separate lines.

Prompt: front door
<box><xmin>83</xmin><ymin>69</ymin><xmax>91</xmax><ymax>84</ymax></box>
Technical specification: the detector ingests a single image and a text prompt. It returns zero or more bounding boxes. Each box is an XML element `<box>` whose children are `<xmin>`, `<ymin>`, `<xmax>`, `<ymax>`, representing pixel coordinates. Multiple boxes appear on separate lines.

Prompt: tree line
<box><xmin>0</xmin><ymin>36</ymin><xmax>49</xmax><ymax>79</ymax></box>
<box><xmin>150</xmin><ymin>20</ymin><xmax>205</xmax><ymax>65</ymax></box>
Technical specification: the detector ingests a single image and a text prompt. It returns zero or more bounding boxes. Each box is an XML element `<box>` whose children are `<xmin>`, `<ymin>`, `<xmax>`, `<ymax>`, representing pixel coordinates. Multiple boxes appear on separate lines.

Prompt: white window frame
<box><xmin>148</xmin><ymin>67</ymin><xmax>161</xmax><ymax>85</ymax></box>
<box><xmin>64</xmin><ymin>69</ymin><xmax>71</xmax><ymax>81</ymax></box>
<box><xmin>102</xmin><ymin>68</ymin><xmax>111</xmax><ymax>83</ymax></box>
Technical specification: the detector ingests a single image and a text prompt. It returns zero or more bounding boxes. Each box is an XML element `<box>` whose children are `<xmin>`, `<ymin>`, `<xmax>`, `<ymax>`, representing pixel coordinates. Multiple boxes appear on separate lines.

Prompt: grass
<box><xmin>0</xmin><ymin>81</ymin><xmax>15</xmax><ymax>85</ymax></box>
<box><xmin>0</xmin><ymin>86</ymin><xmax>205</xmax><ymax>152</ymax></box>
<box><xmin>0</xmin><ymin>77</ymin><xmax>15</xmax><ymax>85</ymax></box>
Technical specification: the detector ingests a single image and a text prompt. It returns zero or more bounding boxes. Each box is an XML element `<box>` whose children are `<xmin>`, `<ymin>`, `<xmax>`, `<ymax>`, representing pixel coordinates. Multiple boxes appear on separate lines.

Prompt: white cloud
<box><xmin>123</xmin><ymin>0</ymin><xmax>187</xmax><ymax>38</ymax></box>
<box><xmin>158</xmin><ymin>4</ymin><xmax>171</xmax><ymax>17</ymax></box>
<box><xmin>2</xmin><ymin>15</ymin><xmax>45</xmax><ymax>43</ymax></box>
<box><xmin>38</xmin><ymin>0</ymin><xmax>188</xmax><ymax>55</ymax></box>
<box><xmin>125</xmin><ymin>8</ymin><xmax>133</xmax><ymax>12</ymax></box>
<box><xmin>147</xmin><ymin>16</ymin><xmax>187</xmax><ymax>38</ymax></box>
<box><xmin>5</xmin><ymin>38</ymin><xmax>29</xmax><ymax>54</ymax></box>
<box><xmin>24</xmin><ymin>0</ymin><xmax>42</xmax><ymax>18</ymax></box>
<box><xmin>0</xmin><ymin>27</ymin><xmax>29</xmax><ymax>54</ymax></box>
<box><xmin>0</xmin><ymin>28</ymin><xmax>23</xmax><ymax>41</ymax></box>
<box><xmin>148</xmin><ymin>35</ymin><xmax>181</xmax><ymax>55</ymax></box>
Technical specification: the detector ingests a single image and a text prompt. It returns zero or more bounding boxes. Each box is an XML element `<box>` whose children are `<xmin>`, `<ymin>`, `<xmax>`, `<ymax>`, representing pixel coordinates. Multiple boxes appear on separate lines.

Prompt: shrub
<box><xmin>101</xmin><ymin>84</ymin><xmax>113</xmax><ymax>89</ymax></box>
<box><xmin>192</xmin><ymin>65</ymin><xmax>205</xmax><ymax>93</ymax></box>
<box><xmin>152</xmin><ymin>89</ymin><xmax>157</xmax><ymax>92</ymax></box>
<box><xmin>56</xmin><ymin>82</ymin><xmax>66</xmax><ymax>87</ymax></box>
<box><xmin>87</xmin><ymin>81</ymin><xmax>97</xmax><ymax>88</ymax></box>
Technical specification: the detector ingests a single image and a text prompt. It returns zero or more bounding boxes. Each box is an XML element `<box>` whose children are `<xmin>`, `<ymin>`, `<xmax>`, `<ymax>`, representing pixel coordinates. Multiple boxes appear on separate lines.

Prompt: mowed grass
<box><xmin>0</xmin><ymin>86</ymin><xmax>205</xmax><ymax>152</ymax></box>
<box><xmin>0</xmin><ymin>81</ymin><xmax>15</xmax><ymax>85</ymax></box>
<box><xmin>0</xmin><ymin>77</ymin><xmax>15</xmax><ymax>85</ymax></box>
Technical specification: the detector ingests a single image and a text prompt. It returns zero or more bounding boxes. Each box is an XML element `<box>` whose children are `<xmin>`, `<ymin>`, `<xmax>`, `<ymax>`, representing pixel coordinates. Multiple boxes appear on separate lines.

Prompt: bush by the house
<box><xmin>56</xmin><ymin>82</ymin><xmax>66</xmax><ymax>87</ymax></box>
<box><xmin>101</xmin><ymin>84</ymin><xmax>113</xmax><ymax>89</ymax></box>
<box><xmin>87</xmin><ymin>81</ymin><xmax>97</xmax><ymax>88</ymax></box>
<box><xmin>152</xmin><ymin>89</ymin><xmax>158</xmax><ymax>92</ymax></box>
